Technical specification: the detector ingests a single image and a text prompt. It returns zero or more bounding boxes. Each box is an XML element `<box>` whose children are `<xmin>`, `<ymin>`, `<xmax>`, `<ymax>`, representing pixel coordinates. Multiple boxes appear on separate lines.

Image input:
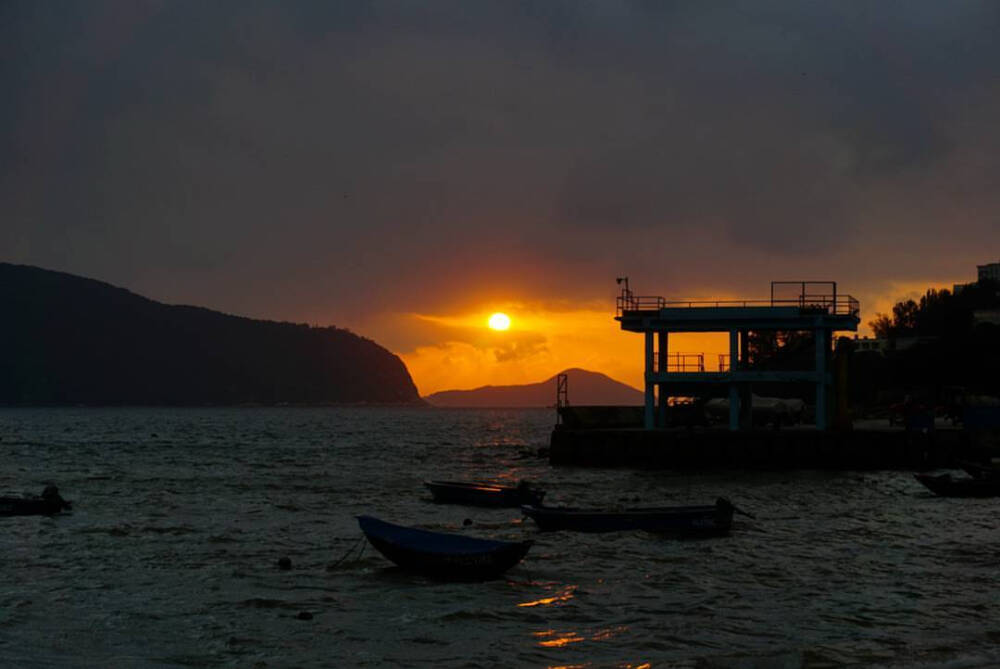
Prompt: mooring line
<box><xmin>329</xmin><ymin>533</ymin><xmax>365</xmax><ymax>570</ymax></box>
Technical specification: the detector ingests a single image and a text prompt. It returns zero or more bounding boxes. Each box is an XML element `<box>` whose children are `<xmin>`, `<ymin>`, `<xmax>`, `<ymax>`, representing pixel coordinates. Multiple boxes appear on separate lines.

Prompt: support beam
<box><xmin>729</xmin><ymin>330</ymin><xmax>740</xmax><ymax>431</ymax></box>
<box><xmin>729</xmin><ymin>384</ymin><xmax>740</xmax><ymax>432</ymax></box>
<box><xmin>737</xmin><ymin>330</ymin><xmax>752</xmax><ymax>429</ymax></box>
<box><xmin>657</xmin><ymin>331</ymin><xmax>668</xmax><ymax>427</ymax></box>
<box><xmin>740</xmin><ymin>384</ymin><xmax>753</xmax><ymax>429</ymax></box>
<box><xmin>644</xmin><ymin>331</ymin><xmax>655</xmax><ymax>429</ymax></box>
<box><xmin>833</xmin><ymin>337</ymin><xmax>852</xmax><ymax>430</ymax></box>
<box><xmin>815</xmin><ymin>327</ymin><xmax>828</xmax><ymax>430</ymax></box>
<box><xmin>730</xmin><ymin>330</ymin><xmax>739</xmax><ymax>369</ymax></box>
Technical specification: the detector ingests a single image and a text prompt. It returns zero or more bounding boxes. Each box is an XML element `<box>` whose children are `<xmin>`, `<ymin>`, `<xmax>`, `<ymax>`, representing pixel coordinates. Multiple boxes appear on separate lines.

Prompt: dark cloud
<box><xmin>2</xmin><ymin>1</ymin><xmax>999</xmax><ymax>340</ymax></box>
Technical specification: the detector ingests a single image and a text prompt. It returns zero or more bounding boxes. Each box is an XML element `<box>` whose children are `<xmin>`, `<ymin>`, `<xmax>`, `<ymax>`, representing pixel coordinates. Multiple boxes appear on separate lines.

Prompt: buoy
<box><xmin>277</xmin><ymin>557</ymin><xmax>291</xmax><ymax>570</ymax></box>
<box><xmin>297</xmin><ymin>611</ymin><xmax>313</xmax><ymax>621</ymax></box>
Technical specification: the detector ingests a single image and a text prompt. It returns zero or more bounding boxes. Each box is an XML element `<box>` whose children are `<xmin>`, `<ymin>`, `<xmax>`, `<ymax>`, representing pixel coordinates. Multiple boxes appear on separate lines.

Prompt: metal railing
<box><xmin>616</xmin><ymin>282</ymin><xmax>859</xmax><ymax>318</ymax></box>
<box><xmin>616</xmin><ymin>294</ymin><xmax>665</xmax><ymax>315</ymax></box>
<box><xmin>652</xmin><ymin>352</ymin><xmax>705</xmax><ymax>372</ymax></box>
<box><xmin>718</xmin><ymin>354</ymin><xmax>731</xmax><ymax>372</ymax></box>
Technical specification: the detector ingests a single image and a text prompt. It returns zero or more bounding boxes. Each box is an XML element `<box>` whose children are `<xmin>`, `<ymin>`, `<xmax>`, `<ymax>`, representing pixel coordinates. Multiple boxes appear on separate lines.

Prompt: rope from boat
<box><xmin>329</xmin><ymin>534</ymin><xmax>366</xmax><ymax>570</ymax></box>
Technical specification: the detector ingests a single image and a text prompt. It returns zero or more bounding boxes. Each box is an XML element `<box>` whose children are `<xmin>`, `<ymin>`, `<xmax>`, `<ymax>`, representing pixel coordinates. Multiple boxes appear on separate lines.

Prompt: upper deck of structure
<box><xmin>616</xmin><ymin>281</ymin><xmax>860</xmax><ymax>333</ymax></box>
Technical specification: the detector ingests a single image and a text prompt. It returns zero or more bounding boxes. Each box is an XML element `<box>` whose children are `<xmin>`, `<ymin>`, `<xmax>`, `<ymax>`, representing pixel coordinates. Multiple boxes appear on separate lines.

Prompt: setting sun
<box><xmin>488</xmin><ymin>312</ymin><xmax>511</xmax><ymax>331</ymax></box>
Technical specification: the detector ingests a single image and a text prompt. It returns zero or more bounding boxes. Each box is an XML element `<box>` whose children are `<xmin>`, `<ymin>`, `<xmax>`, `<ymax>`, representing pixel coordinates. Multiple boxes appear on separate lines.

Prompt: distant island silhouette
<box><xmin>424</xmin><ymin>368</ymin><xmax>642</xmax><ymax>408</ymax></box>
<box><xmin>0</xmin><ymin>263</ymin><xmax>421</xmax><ymax>406</ymax></box>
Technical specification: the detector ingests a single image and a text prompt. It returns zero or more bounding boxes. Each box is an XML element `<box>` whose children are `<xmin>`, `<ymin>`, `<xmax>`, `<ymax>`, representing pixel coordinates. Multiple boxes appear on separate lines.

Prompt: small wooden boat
<box><xmin>914</xmin><ymin>472</ymin><xmax>1000</xmax><ymax>498</ymax></box>
<box><xmin>521</xmin><ymin>497</ymin><xmax>741</xmax><ymax>535</ymax></box>
<box><xmin>356</xmin><ymin>515</ymin><xmax>533</xmax><ymax>580</ymax></box>
<box><xmin>424</xmin><ymin>480</ymin><xmax>545</xmax><ymax>508</ymax></box>
<box><xmin>0</xmin><ymin>485</ymin><xmax>72</xmax><ymax>517</ymax></box>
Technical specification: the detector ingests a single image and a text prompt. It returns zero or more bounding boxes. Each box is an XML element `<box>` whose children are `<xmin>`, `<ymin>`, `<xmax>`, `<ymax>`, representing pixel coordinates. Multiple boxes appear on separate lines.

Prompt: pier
<box><xmin>551</xmin><ymin>421</ymin><xmax>971</xmax><ymax>470</ymax></box>
<box><xmin>618</xmin><ymin>279</ymin><xmax>859</xmax><ymax>431</ymax></box>
<box><xmin>550</xmin><ymin>280</ymin><xmax>979</xmax><ymax>469</ymax></box>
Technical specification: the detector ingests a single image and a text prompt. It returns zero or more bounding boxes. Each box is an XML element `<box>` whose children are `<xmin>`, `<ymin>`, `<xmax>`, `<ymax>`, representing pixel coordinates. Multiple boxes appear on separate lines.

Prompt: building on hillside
<box><xmin>978</xmin><ymin>261</ymin><xmax>1000</xmax><ymax>283</ymax></box>
<box><xmin>891</xmin><ymin>336</ymin><xmax>939</xmax><ymax>350</ymax></box>
<box><xmin>852</xmin><ymin>335</ymin><xmax>938</xmax><ymax>354</ymax></box>
<box><xmin>853</xmin><ymin>336</ymin><xmax>887</xmax><ymax>354</ymax></box>
<box><xmin>956</xmin><ymin>260</ymin><xmax>1000</xmax><ymax>294</ymax></box>
<box><xmin>974</xmin><ymin>309</ymin><xmax>1000</xmax><ymax>326</ymax></box>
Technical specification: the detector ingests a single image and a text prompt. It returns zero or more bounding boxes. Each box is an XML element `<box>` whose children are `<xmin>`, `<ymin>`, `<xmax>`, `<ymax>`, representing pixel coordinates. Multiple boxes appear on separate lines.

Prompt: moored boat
<box><xmin>958</xmin><ymin>460</ymin><xmax>1000</xmax><ymax>480</ymax></box>
<box><xmin>914</xmin><ymin>472</ymin><xmax>1000</xmax><ymax>498</ymax></box>
<box><xmin>356</xmin><ymin>515</ymin><xmax>533</xmax><ymax>580</ymax></box>
<box><xmin>521</xmin><ymin>497</ymin><xmax>740</xmax><ymax>535</ymax></box>
<box><xmin>0</xmin><ymin>485</ymin><xmax>72</xmax><ymax>517</ymax></box>
<box><xmin>424</xmin><ymin>480</ymin><xmax>545</xmax><ymax>507</ymax></box>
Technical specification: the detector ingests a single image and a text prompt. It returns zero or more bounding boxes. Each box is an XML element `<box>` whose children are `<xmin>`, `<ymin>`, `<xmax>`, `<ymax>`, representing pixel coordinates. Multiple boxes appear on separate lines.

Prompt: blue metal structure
<box><xmin>615</xmin><ymin>280</ymin><xmax>860</xmax><ymax>431</ymax></box>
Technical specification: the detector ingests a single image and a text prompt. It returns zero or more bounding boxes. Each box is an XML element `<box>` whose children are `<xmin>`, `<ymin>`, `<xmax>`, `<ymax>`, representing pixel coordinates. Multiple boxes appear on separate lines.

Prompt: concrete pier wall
<box><xmin>550</xmin><ymin>426</ymin><xmax>971</xmax><ymax>470</ymax></box>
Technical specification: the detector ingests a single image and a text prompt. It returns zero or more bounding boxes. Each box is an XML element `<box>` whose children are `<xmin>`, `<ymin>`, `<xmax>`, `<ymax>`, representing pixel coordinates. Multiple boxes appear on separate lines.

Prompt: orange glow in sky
<box><xmin>391</xmin><ymin>277</ymin><xmax>964</xmax><ymax>397</ymax></box>
<box><xmin>397</xmin><ymin>304</ymin><xmax>730</xmax><ymax>396</ymax></box>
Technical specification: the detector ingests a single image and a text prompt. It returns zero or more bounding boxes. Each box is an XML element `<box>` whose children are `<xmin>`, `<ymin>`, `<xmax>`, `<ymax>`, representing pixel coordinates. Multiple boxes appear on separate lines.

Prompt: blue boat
<box><xmin>356</xmin><ymin>515</ymin><xmax>533</xmax><ymax>580</ymax></box>
<box><xmin>521</xmin><ymin>498</ymin><xmax>740</xmax><ymax>535</ymax></box>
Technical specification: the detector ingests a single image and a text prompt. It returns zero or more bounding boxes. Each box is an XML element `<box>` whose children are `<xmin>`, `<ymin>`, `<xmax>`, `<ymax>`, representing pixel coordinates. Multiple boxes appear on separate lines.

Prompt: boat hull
<box><xmin>915</xmin><ymin>473</ymin><xmax>1000</xmax><ymax>498</ymax></box>
<box><xmin>424</xmin><ymin>480</ymin><xmax>545</xmax><ymax>508</ymax></box>
<box><xmin>0</xmin><ymin>487</ymin><xmax>72</xmax><ymax>517</ymax></box>
<box><xmin>521</xmin><ymin>499</ymin><xmax>734</xmax><ymax>535</ymax></box>
<box><xmin>357</xmin><ymin>515</ymin><xmax>532</xmax><ymax>580</ymax></box>
<box><xmin>958</xmin><ymin>461</ymin><xmax>1000</xmax><ymax>480</ymax></box>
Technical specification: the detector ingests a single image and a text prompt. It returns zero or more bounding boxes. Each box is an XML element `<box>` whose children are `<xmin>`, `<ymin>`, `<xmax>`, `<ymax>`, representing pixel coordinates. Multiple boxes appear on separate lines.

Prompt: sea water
<box><xmin>1</xmin><ymin>407</ymin><xmax>998</xmax><ymax>667</ymax></box>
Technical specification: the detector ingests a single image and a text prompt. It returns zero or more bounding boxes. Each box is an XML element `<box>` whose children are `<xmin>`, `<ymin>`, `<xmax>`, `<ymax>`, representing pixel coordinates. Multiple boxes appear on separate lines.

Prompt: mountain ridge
<box><xmin>0</xmin><ymin>263</ymin><xmax>422</xmax><ymax>406</ymax></box>
<box><xmin>424</xmin><ymin>368</ymin><xmax>642</xmax><ymax>407</ymax></box>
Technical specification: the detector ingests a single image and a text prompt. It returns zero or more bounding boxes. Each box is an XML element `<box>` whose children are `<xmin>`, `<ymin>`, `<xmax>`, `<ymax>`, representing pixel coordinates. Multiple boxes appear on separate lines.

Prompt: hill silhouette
<box><xmin>0</xmin><ymin>263</ymin><xmax>421</xmax><ymax>406</ymax></box>
<box><xmin>424</xmin><ymin>368</ymin><xmax>642</xmax><ymax>407</ymax></box>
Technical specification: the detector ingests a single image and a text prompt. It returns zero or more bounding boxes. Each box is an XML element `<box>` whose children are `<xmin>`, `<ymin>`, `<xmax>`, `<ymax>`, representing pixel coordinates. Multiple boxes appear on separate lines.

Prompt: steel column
<box><xmin>657</xmin><ymin>331</ymin><xmax>668</xmax><ymax>427</ymax></box>
<box><xmin>815</xmin><ymin>327</ymin><xmax>828</xmax><ymax>430</ymax></box>
<box><xmin>729</xmin><ymin>330</ymin><xmax>740</xmax><ymax>431</ymax></box>
<box><xmin>644</xmin><ymin>331</ymin><xmax>655</xmax><ymax>429</ymax></box>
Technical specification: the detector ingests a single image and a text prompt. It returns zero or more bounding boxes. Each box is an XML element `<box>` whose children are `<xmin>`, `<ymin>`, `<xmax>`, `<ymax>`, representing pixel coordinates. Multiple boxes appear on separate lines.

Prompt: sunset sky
<box><xmin>3</xmin><ymin>2</ymin><xmax>998</xmax><ymax>395</ymax></box>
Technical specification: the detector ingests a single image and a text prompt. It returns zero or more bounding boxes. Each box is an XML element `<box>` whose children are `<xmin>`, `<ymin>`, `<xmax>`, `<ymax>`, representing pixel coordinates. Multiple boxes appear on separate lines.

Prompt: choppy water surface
<box><xmin>2</xmin><ymin>408</ymin><xmax>999</xmax><ymax>668</ymax></box>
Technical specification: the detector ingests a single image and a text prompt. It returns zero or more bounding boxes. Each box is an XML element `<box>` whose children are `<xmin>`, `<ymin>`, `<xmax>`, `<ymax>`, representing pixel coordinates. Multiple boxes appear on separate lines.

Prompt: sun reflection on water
<box><xmin>538</xmin><ymin>632</ymin><xmax>585</xmax><ymax>648</ymax></box>
<box><xmin>547</xmin><ymin>665</ymin><xmax>649</xmax><ymax>669</ymax></box>
<box><xmin>590</xmin><ymin>625</ymin><xmax>630</xmax><ymax>642</ymax></box>
<box><xmin>532</xmin><ymin>624</ymin><xmax>634</xmax><ymax>650</ymax></box>
<box><xmin>517</xmin><ymin>585</ymin><xmax>577</xmax><ymax>608</ymax></box>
